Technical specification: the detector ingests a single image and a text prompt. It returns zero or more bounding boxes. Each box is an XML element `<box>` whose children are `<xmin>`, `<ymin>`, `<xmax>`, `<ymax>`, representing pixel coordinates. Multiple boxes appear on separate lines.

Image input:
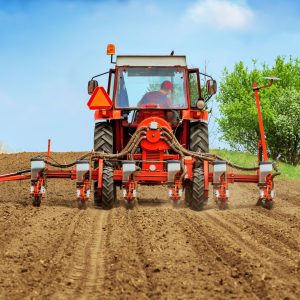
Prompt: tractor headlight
<box><xmin>196</xmin><ymin>99</ymin><xmax>205</xmax><ymax>110</ymax></box>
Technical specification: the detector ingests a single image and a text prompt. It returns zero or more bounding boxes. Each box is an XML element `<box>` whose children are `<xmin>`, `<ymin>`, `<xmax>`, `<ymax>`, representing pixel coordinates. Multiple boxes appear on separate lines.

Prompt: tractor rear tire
<box><xmin>94</xmin><ymin>122</ymin><xmax>114</xmax><ymax>207</ymax></box>
<box><xmin>190</xmin><ymin>122</ymin><xmax>209</xmax><ymax>160</ymax></box>
<box><xmin>186</xmin><ymin>122</ymin><xmax>209</xmax><ymax>210</ymax></box>
<box><xmin>102</xmin><ymin>166</ymin><xmax>116</xmax><ymax>210</ymax></box>
<box><xmin>187</xmin><ymin>167</ymin><xmax>207</xmax><ymax>211</ymax></box>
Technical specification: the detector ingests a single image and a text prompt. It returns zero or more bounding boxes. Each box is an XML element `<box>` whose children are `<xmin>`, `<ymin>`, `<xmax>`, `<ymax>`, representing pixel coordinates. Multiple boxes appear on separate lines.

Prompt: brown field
<box><xmin>0</xmin><ymin>152</ymin><xmax>299</xmax><ymax>299</ymax></box>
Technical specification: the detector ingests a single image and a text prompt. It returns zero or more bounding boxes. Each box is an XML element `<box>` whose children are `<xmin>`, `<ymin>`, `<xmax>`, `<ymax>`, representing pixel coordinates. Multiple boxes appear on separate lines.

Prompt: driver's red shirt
<box><xmin>138</xmin><ymin>91</ymin><xmax>173</xmax><ymax>108</ymax></box>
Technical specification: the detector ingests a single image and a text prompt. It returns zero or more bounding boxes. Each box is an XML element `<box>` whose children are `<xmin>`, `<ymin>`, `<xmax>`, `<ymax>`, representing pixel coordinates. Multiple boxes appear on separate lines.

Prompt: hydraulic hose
<box><xmin>0</xmin><ymin>124</ymin><xmax>282</xmax><ymax>183</ymax></box>
<box><xmin>92</xmin><ymin>127</ymin><xmax>147</xmax><ymax>159</ymax></box>
<box><xmin>160</xmin><ymin>127</ymin><xmax>259</xmax><ymax>171</ymax></box>
<box><xmin>38</xmin><ymin>124</ymin><xmax>267</xmax><ymax>172</ymax></box>
<box><xmin>271</xmin><ymin>171</ymin><xmax>281</xmax><ymax>180</ymax></box>
<box><xmin>42</xmin><ymin>126</ymin><xmax>148</xmax><ymax>168</ymax></box>
<box><xmin>0</xmin><ymin>169</ymin><xmax>31</xmax><ymax>178</ymax></box>
<box><xmin>44</xmin><ymin>152</ymin><xmax>91</xmax><ymax>168</ymax></box>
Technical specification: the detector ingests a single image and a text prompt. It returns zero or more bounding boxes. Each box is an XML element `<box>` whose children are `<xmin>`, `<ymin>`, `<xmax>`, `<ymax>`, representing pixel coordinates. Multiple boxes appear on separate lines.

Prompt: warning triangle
<box><xmin>87</xmin><ymin>86</ymin><xmax>113</xmax><ymax>110</ymax></box>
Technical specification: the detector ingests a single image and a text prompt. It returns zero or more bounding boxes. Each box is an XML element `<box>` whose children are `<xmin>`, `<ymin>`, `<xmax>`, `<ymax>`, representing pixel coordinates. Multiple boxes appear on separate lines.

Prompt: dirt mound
<box><xmin>0</xmin><ymin>152</ymin><xmax>299</xmax><ymax>299</ymax></box>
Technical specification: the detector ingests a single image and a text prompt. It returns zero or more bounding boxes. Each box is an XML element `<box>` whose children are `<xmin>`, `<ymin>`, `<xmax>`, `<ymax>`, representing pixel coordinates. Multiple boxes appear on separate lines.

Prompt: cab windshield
<box><xmin>115</xmin><ymin>67</ymin><xmax>187</xmax><ymax>109</ymax></box>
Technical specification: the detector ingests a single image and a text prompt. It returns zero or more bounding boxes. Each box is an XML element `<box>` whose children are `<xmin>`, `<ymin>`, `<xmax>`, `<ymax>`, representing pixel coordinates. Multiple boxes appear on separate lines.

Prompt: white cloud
<box><xmin>186</xmin><ymin>0</ymin><xmax>254</xmax><ymax>31</ymax></box>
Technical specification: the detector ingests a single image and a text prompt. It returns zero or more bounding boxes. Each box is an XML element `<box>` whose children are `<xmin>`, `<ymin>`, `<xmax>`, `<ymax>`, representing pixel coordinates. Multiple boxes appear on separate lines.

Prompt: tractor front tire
<box><xmin>102</xmin><ymin>166</ymin><xmax>116</xmax><ymax>210</ymax></box>
<box><xmin>94</xmin><ymin>122</ymin><xmax>114</xmax><ymax>207</ymax></box>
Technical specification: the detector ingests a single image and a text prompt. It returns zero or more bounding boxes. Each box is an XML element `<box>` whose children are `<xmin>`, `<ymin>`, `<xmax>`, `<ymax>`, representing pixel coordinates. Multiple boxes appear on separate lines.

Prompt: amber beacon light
<box><xmin>106</xmin><ymin>44</ymin><xmax>115</xmax><ymax>55</ymax></box>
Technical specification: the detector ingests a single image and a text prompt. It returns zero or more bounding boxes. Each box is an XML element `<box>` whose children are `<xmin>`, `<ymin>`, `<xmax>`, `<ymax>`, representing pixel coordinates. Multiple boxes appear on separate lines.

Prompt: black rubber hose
<box><xmin>160</xmin><ymin>127</ymin><xmax>258</xmax><ymax>170</ymax></box>
<box><xmin>0</xmin><ymin>169</ymin><xmax>31</xmax><ymax>178</ymax></box>
<box><xmin>214</xmin><ymin>155</ymin><xmax>259</xmax><ymax>171</ymax></box>
<box><xmin>271</xmin><ymin>171</ymin><xmax>281</xmax><ymax>179</ymax></box>
<box><xmin>42</xmin><ymin>127</ymin><xmax>148</xmax><ymax>168</ymax></box>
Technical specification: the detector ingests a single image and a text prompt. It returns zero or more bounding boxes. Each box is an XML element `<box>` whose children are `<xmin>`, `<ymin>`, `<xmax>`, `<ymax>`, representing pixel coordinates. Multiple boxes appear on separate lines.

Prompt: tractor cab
<box><xmin>115</xmin><ymin>57</ymin><xmax>188</xmax><ymax>108</ymax></box>
<box><xmin>87</xmin><ymin>45</ymin><xmax>217</xmax><ymax>127</ymax></box>
<box><xmin>114</xmin><ymin>57</ymin><xmax>187</xmax><ymax>124</ymax></box>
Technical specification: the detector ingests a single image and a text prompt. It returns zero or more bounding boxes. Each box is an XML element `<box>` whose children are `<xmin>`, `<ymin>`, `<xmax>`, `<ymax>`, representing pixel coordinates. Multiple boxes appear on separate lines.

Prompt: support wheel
<box><xmin>102</xmin><ymin>166</ymin><xmax>116</xmax><ymax>210</ymax></box>
<box><xmin>77</xmin><ymin>200</ymin><xmax>88</xmax><ymax>210</ymax></box>
<box><xmin>125</xmin><ymin>199</ymin><xmax>136</xmax><ymax>210</ymax></box>
<box><xmin>261</xmin><ymin>199</ymin><xmax>273</xmax><ymax>210</ymax></box>
<box><xmin>32</xmin><ymin>196</ymin><xmax>41</xmax><ymax>207</ymax></box>
<box><xmin>216</xmin><ymin>199</ymin><xmax>229</xmax><ymax>210</ymax></box>
<box><xmin>171</xmin><ymin>199</ymin><xmax>182</xmax><ymax>209</ymax></box>
<box><xmin>186</xmin><ymin>167</ymin><xmax>207</xmax><ymax>211</ymax></box>
<box><xmin>255</xmin><ymin>198</ymin><xmax>262</xmax><ymax>206</ymax></box>
<box><xmin>93</xmin><ymin>122</ymin><xmax>114</xmax><ymax>207</ymax></box>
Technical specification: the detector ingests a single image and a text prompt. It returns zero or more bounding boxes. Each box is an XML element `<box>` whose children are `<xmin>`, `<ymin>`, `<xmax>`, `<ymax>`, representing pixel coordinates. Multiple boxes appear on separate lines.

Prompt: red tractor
<box><xmin>0</xmin><ymin>44</ymin><xmax>278</xmax><ymax>211</ymax></box>
<box><xmin>87</xmin><ymin>44</ymin><xmax>217</xmax><ymax>210</ymax></box>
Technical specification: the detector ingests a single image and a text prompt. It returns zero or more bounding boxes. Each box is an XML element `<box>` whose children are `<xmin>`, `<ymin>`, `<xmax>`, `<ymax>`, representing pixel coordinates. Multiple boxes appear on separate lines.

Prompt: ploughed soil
<box><xmin>0</xmin><ymin>152</ymin><xmax>299</xmax><ymax>299</ymax></box>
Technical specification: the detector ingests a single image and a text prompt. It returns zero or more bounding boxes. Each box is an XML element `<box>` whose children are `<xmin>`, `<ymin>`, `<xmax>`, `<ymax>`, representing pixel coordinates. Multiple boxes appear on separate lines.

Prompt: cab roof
<box><xmin>116</xmin><ymin>55</ymin><xmax>187</xmax><ymax>67</ymax></box>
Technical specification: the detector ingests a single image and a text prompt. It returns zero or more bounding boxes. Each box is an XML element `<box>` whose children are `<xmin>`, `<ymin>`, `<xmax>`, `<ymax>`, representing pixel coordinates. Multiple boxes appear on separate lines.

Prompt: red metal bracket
<box><xmin>123</xmin><ymin>180</ymin><xmax>136</xmax><ymax>201</ymax></box>
<box><xmin>77</xmin><ymin>179</ymin><xmax>90</xmax><ymax>204</ymax></box>
<box><xmin>169</xmin><ymin>179</ymin><xmax>182</xmax><ymax>202</ymax></box>
<box><xmin>97</xmin><ymin>159</ymin><xmax>104</xmax><ymax>189</ymax></box>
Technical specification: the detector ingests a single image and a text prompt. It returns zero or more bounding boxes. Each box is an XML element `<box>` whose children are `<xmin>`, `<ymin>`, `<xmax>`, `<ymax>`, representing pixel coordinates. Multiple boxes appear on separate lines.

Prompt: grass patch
<box><xmin>211</xmin><ymin>149</ymin><xmax>300</xmax><ymax>180</ymax></box>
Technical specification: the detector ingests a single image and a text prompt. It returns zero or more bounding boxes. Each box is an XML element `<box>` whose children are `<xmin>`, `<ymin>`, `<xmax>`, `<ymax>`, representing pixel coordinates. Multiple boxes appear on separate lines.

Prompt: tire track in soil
<box><xmin>51</xmin><ymin>209</ymin><xmax>109</xmax><ymax>299</ymax></box>
<box><xmin>184</xmin><ymin>210</ymin><xmax>300</xmax><ymax>299</ymax></box>
<box><xmin>103</xmin><ymin>207</ymin><xmax>151</xmax><ymax>300</ymax></box>
<box><xmin>125</xmin><ymin>209</ymin><xmax>157</xmax><ymax>299</ymax></box>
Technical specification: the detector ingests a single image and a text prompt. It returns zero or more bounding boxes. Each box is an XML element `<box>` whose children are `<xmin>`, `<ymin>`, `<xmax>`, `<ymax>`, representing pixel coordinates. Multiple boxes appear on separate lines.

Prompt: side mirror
<box><xmin>206</xmin><ymin>79</ymin><xmax>217</xmax><ymax>95</ymax></box>
<box><xmin>87</xmin><ymin>80</ymin><xmax>98</xmax><ymax>95</ymax></box>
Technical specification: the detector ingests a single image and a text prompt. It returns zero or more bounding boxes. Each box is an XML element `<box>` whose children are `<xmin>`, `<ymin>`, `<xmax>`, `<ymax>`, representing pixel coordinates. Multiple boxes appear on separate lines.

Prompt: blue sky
<box><xmin>0</xmin><ymin>0</ymin><xmax>299</xmax><ymax>152</ymax></box>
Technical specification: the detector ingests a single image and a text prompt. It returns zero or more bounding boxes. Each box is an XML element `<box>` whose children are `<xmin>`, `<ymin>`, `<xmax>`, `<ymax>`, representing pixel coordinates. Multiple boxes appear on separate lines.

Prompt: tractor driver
<box><xmin>138</xmin><ymin>80</ymin><xmax>174</xmax><ymax>108</ymax></box>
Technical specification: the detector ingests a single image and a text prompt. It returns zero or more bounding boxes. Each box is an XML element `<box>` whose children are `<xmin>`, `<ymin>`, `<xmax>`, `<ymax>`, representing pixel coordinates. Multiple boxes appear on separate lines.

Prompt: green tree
<box><xmin>217</xmin><ymin>56</ymin><xmax>300</xmax><ymax>165</ymax></box>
